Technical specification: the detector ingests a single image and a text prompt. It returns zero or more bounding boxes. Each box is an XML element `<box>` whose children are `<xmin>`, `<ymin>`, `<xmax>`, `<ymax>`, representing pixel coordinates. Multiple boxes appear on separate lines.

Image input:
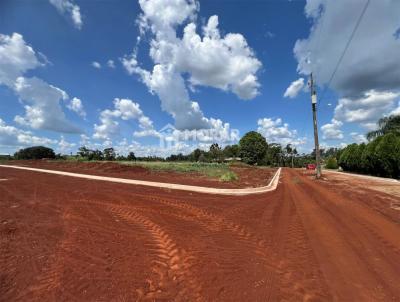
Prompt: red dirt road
<box><xmin>1</xmin><ymin>167</ymin><xmax>400</xmax><ymax>301</ymax></box>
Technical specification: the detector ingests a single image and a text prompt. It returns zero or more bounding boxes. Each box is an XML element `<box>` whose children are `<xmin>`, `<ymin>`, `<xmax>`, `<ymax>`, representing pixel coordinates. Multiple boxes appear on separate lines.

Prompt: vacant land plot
<box><xmin>1</xmin><ymin>166</ymin><xmax>399</xmax><ymax>301</ymax></box>
<box><xmin>4</xmin><ymin>160</ymin><xmax>277</xmax><ymax>189</ymax></box>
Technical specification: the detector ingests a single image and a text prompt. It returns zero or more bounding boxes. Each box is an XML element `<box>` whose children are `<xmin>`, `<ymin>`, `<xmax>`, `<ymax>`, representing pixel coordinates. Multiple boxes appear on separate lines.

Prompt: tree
<box><xmin>88</xmin><ymin>149</ymin><xmax>103</xmax><ymax>161</ymax></box>
<box><xmin>191</xmin><ymin>148</ymin><xmax>202</xmax><ymax>162</ymax></box>
<box><xmin>239</xmin><ymin>131</ymin><xmax>268</xmax><ymax>165</ymax></box>
<box><xmin>339</xmin><ymin>143</ymin><xmax>364</xmax><ymax>172</ymax></box>
<box><xmin>127</xmin><ymin>152</ymin><xmax>136</xmax><ymax>161</ymax></box>
<box><xmin>77</xmin><ymin>146</ymin><xmax>90</xmax><ymax>158</ymax></box>
<box><xmin>103</xmin><ymin>148</ymin><xmax>116</xmax><ymax>161</ymax></box>
<box><xmin>14</xmin><ymin>146</ymin><xmax>55</xmax><ymax>160</ymax></box>
<box><xmin>367</xmin><ymin>114</ymin><xmax>400</xmax><ymax>140</ymax></box>
<box><xmin>361</xmin><ymin>136</ymin><xmax>382</xmax><ymax>175</ymax></box>
<box><xmin>285</xmin><ymin>144</ymin><xmax>295</xmax><ymax>168</ymax></box>
<box><xmin>198</xmin><ymin>153</ymin><xmax>207</xmax><ymax>163</ymax></box>
<box><xmin>116</xmin><ymin>154</ymin><xmax>127</xmax><ymax>161</ymax></box>
<box><xmin>263</xmin><ymin>143</ymin><xmax>282</xmax><ymax>166</ymax></box>
<box><xmin>209</xmin><ymin>143</ymin><xmax>223</xmax><ymax>162</ymax></box>
<box><xmin>374</xmin><ymin>133</ymin><xmax>400</xmax><ymax>178</ymax></box>
<box><xmin>223</xmin><ymin>145</ymin><xmax>239</xmax><ymax>158</ymax></box>
<box><xmin>325</xmin><ymin>156</ymin><xmax>339</xmax><ymax>169</ymax></box>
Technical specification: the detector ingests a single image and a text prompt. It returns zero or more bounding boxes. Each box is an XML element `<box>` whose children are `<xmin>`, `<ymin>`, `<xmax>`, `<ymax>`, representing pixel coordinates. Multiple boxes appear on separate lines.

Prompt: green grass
<box><xmin>121</xmin><ymin>161</ymin><xmax>237</xmax><ymax>179</ymax></box>
<box><xmin>219</xmin><ymin>171</ymin><xmax>239</xmax><ymax>182</ymax></box>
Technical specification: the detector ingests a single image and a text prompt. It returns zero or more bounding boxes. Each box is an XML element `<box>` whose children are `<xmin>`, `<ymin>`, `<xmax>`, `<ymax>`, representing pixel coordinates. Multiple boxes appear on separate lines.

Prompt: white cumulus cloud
<box><xmin>295</xmin><ymin>0</ymin><xmax>400</xmax><ymax>97</ymax></box>
<box><xmin>0</xmin><ymin>33</ymin><xmax>42</xmax><ymax>86</ymax></box>
<box><xmin>334</xmin><ymin>90</ymin><xmax>400</xmax><ymax>128</ymax></box>
<box><xmin>295</xmin><ymin>0</ymin><xmax>400</xmax><ymax>130</ymax></box>
<box><xmin>13</xmin><ymin>77</ymin><xmax>81</xmax><ymax>133</ymax></box>
<box><xmin>0</xmin><ymin>118</ymin><xmax>57</xmax><ymax>147</ymax></box>
<box><xmin>92</xmin><ymin>61</ymin><xmax>101</xmax><ymax>69</ymax></box>
<box><xmin>284</xmin><ymin>78</ymin><xmax>305</xmax><ymax>98</ymax></box>
<box><xmin>49</xmin><ymin>0</ymin><xmax>83</xmax><ymax>29</ymax></box>
<box><xmin>0</xmin><ymin>33</ymin><xmax>80</xmax><ymax>133</ymax></box>
<box><xmin>321</xmin><ymin>119</ymin><xmax>343</xmax><ymax>140</ymax></box>
<box><xmin>67</xmin><ymin>97</ymin><xmax>86</xmax><ymax>118</ymax></box>
<box><xmin>93</xmin><ymin>98</ymin><xmax>158</xmax><ymax>140</ymax></box>
<box><xmin>257</xmin><ymin>117</ymin><xmax>306</xmax><ymax>146</ymax></box>
<box><xmin>57</xmin><ymin>135</ymin><xmax>76</xmax><ymax>153</ymax></box>
<box><xmin>123</xmin><ymin>0</ymin><xmax>261</xmax><ymax>131</ymax></box>
<box><xmin>107</xmin><ymin>59</ymin><xmax>115</xmax><ymax>68</ymax></box>
<box><xmin>350</xmin><ymin>132</ymin><xmax>367</xmax><ymax>144</ymax></box>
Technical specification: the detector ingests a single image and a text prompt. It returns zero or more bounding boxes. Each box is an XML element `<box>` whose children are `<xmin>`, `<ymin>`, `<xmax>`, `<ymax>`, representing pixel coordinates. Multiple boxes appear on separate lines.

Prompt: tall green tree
<box><xmin>239</xmin><ymin>131</ymin><xmax>268</xmax><ymax>165</ymax></box>
<box><xmin>367</xmin><ymin>114</ymin><xmax>400</xmax><ymax>140</ymax></box>
<box><xmin>375</xmin><ymin>133</ymin><xmax>400</xmax><ymax>178</ymax></box>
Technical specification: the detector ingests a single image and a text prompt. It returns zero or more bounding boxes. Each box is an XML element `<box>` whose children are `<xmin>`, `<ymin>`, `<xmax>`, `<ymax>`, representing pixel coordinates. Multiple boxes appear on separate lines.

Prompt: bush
<box><xmin>375</xmin><ymin>133</ymin><xmax>400</xmax><ymax>178</ymax></box>
<box><xmin>325</xmin><ymin>156</ymin><xmax>338</xmax><ymax>169</ymax></box>
<box><xmin>219</xmin><ymin>171</ymin><xmax>238</xmax><ymax>182</ymax></box>
<box><xmin>339</xmin><ymin>143</ymin><xmax>365</xmax><ymax>172</ymax></box>
<box><xmin>239</xmin><ymin>131</ymin><xmax>268</xmax><ymax>165</ymax></box>
<box><xmin>14</xmin><ymin>146</ymin><xmax>55</xmax><ymax>160</ymax></box>
<box><xmin>339</xmin><ymin>133</ymin><xmax>400</xmax><ymax>179</ymax></box>
<box><xmin>361</xmin><ymin>136</ymin><xmax>382</xmax><ymax>175</ymax></box>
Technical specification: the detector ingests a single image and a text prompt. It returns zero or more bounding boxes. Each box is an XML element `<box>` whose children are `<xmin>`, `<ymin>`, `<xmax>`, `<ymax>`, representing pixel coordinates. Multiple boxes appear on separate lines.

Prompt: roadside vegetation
<box><xmin>338</xmin><ymin>115</ymin><xmax>400</xmax><ymax>179</ymax></box>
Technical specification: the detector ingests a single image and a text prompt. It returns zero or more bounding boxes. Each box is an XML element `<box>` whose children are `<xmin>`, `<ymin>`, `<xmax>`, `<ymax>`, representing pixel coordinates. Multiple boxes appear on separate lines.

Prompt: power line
<box><xmin>317</xmin><ymin>0</ymin><xmax>371</xmax><ymax>107</ymax></box>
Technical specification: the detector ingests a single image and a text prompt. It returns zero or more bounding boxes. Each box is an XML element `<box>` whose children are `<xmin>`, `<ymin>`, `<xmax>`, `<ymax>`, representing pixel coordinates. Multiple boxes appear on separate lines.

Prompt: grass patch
<box><xmin>219</xmin><ymin>171</ymin><xmax>239</xmax><ymax>182</ymax></box>
<box><xmin>121</xmin><ymin>161</ymin><xmax>233</xmax><ymax>178</ymax></box>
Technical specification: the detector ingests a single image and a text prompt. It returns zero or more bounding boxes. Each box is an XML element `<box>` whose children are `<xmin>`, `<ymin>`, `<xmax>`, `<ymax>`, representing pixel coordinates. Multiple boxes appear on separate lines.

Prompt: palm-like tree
<box><xmin>366</xmin><ymin>115</ymin><xmax>400</xmax><ymax>140</ymax></box>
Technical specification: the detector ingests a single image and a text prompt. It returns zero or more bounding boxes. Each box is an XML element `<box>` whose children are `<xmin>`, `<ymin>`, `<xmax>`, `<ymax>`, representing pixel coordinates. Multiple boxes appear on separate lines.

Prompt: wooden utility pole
<box><xmin>309</xmin><ymin>73</ymin><xmax>322</xmax><ymax>178</ymax></box>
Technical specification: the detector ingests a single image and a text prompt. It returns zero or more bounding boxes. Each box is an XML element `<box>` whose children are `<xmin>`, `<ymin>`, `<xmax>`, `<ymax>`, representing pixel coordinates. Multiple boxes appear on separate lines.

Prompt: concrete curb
<box><xmin>0</xmin><ymin>165</ymin><xmax>282</xmax><ymax>196</ymax></box>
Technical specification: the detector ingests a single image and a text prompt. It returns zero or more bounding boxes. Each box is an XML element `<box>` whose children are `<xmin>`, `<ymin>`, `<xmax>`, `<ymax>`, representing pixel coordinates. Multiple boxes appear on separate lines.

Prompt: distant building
<box><xmin>224</xmin><ymin>157</ymin><xmax>242</xmax><ymax>162</ymax></box>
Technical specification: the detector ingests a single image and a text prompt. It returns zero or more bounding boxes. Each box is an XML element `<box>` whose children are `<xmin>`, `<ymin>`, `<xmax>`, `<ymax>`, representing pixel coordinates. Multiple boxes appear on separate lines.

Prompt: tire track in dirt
<box><xmin>287</xmin><ymin>169</ymin><xmax>400</xmax><ymax>301</ymax></box>
<box><xmin>107</xmin><ymin>204</ymin><xmax>203</xmax><ymax>301</ymax></box>
<box><xmin>281</xmin><ymin>186</ymin><xmax>333</xmax><ymax>301</ymax></box>
<box><xmin>305</xmin><ymin>188</ymin><xmax>400</xmax><ymax>298</ymax></box>
<box><xmin>143</xmin><ymin>194</ymin><xmax>289</xmax><ymax>300</ymax></box>
<box><xmin>147</xmin><ymin>195</ymin><xmax>278</xmax><ymax>263</ymax></box>
<box><xmin>300</xmin><ymin>174</ymin><xmax>400</xmax><ymax>295</ymax></box>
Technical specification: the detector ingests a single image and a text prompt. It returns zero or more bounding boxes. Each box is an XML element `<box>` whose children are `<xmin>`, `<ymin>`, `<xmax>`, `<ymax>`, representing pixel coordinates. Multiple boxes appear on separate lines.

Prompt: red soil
<box><xmin>5</xmin><ymin>160</ymin><xmax>276</xmax><ymax>189</ymax></box>
<box><xmin>1</xmin><ymin>167</ymin><xmax>399</xmax><ymax>301</ymax></box>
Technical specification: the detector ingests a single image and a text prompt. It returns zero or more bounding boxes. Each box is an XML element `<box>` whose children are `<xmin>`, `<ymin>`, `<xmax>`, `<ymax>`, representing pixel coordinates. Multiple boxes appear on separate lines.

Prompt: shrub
<box><xmin>375</xmin><ymin>133</ymin><xmax>400</xmax><ymax>178</ymax></box>
<box><xmin>361</xmin><ymin>136</ymin><xmax>382</xmax><ymax>175</ymax></box>
<box><xmin>14</xmin><ymin>146</ymin><xmax>55</xmax><ymax>160</ymax></box>
<box><xmin>219</xmin><ymin>171</ymin><xmax>238</xmax><ymax>182</ymax></box>
<box><xmin>325</xmin><ymin>156</ymin><xmax>338</xmax><ymax>169</ymax></box>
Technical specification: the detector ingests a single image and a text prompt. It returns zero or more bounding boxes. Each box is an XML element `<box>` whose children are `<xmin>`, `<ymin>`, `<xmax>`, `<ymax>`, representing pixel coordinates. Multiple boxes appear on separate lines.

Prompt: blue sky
<box><xmin>1</xmin><ymin>0</ymin><xmax>399</xmax><ymax>156</ymax></box>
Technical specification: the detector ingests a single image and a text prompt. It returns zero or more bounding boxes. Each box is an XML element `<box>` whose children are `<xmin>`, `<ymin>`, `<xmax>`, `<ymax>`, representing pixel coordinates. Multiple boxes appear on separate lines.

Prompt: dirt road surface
<box><xmin>1</xmin><ymin>167</ymin><xmax>400</xmax><ymax>301</ymax></box>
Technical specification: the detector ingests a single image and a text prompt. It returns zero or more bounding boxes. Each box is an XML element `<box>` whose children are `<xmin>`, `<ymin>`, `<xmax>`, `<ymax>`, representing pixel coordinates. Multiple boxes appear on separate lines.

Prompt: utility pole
<box><xmin>309</xmin><ymin>73</ymin><xmax>322</xmax><ymax>179</ymax></box>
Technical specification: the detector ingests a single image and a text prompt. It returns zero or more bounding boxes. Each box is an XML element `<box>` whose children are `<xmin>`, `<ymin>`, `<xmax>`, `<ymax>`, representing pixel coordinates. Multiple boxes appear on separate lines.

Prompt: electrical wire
<box><xmin>317</xmin><ymin>0</ymin><xmax>371</xmax><ymax>108</ymax></box>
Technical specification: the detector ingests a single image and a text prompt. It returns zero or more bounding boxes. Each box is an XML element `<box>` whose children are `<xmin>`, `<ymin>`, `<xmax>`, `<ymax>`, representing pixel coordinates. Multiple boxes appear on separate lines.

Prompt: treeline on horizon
<box><xmin>6</xmin><ymin>115</ymin><xmax>400</xmax><ymax>179</ymax></box>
